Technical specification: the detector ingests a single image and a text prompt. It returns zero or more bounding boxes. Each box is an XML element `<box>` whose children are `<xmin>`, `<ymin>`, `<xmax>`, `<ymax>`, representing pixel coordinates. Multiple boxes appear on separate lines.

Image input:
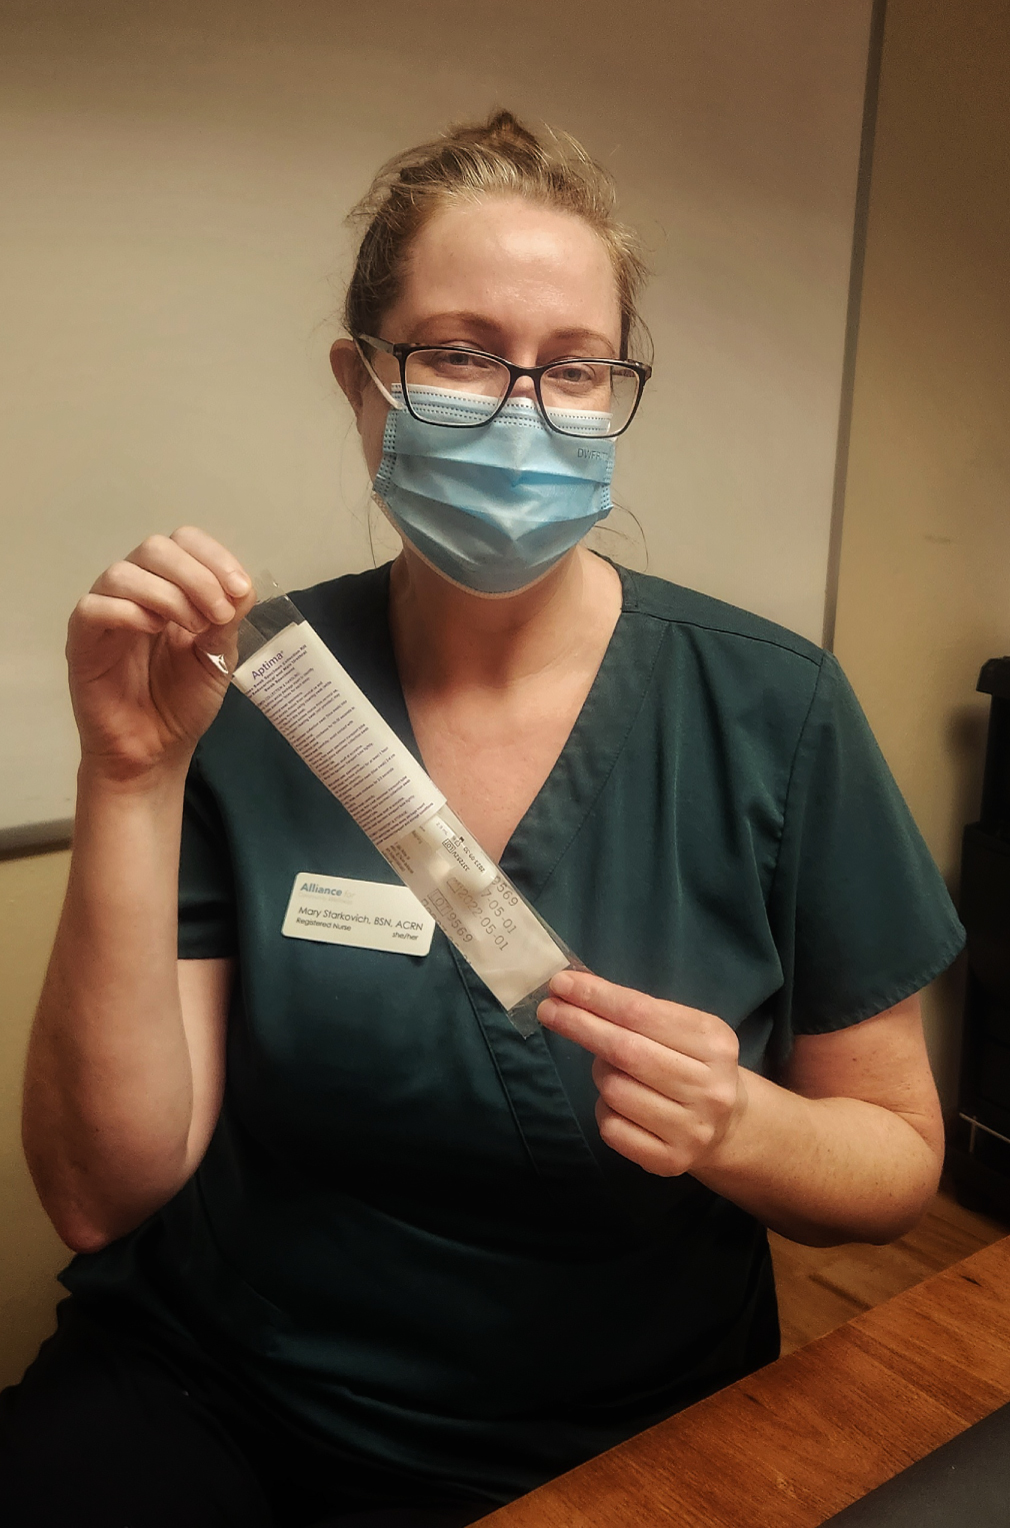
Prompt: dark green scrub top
<box><xmin>62</xmin><ymin>563</ymin><xmax>964</xmax><ymax>1506</ymax></box>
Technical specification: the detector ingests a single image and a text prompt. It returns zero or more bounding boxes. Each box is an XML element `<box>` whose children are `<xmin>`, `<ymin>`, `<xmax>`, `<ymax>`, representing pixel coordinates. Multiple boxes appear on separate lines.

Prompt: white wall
<box><xmin>0</xmin><ymin>0</ymin><xmax>874</xmax><ymax>832</ymax></box>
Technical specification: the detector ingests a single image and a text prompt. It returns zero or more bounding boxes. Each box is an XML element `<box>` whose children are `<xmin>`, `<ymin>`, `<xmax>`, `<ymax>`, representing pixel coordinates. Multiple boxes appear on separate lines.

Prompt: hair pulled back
<box><xmin>343</xmin><ymin>110</ymin><xmax>649</xmax><ymax>359</ymax></box>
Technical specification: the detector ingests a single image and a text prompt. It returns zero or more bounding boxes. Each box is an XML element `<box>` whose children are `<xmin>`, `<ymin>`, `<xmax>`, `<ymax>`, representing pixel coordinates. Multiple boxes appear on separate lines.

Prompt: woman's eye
<box><xmin>427</xmin><ymin>350</ymin><xmax>495</xmax><ymax>375</ymax></box>
<box><xmin>550</xmin><ymin>363</ymin><xmax>604</xmax><ymax>389</ymax></box>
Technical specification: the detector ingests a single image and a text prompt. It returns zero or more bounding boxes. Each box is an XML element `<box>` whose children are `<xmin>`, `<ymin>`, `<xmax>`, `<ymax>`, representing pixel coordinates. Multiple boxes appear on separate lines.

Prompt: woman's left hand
<box><xmin>538</xmin><ymin>970</ymin><xmax>748</xmax><ymax>1177</ymax></box>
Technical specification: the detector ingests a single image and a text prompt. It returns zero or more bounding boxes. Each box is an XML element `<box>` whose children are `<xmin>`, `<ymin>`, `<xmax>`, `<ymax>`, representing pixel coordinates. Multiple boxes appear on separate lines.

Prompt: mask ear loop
<box><xmin>353</xmin><ymin>338</ymin><xmax>405</xmax><ymax>411</ymax></box>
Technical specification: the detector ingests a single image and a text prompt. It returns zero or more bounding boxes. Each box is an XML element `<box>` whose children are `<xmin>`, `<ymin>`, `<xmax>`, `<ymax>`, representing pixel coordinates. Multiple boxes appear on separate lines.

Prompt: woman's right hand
<box><xmin>67</xmin><ymin>526</ymin><xmax>257</xmax><ymax>781</ymax></box>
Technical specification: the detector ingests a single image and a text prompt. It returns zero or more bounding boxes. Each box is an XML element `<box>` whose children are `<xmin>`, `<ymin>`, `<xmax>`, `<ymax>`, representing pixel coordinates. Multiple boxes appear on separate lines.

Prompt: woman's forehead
<box><xmin>392</xmin><ymin>197</ymin><xmax>621</xmax><ymax>340</ymax></box>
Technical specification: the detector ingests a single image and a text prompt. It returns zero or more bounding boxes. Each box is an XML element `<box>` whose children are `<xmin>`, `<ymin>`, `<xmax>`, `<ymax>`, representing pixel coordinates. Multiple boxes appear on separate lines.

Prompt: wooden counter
<box><xmin>475</xmin><ymin>1236</ymin><xmax>1010</xmax><ymax>1527</ymax></box>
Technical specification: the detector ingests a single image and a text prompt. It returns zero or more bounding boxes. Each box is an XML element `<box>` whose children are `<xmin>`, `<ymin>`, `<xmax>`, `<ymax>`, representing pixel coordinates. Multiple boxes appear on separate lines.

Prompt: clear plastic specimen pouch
<box><xmin>228</xmin><ymin>588</ymin><xmax>581</xmax><ymax>1035</ymax></box>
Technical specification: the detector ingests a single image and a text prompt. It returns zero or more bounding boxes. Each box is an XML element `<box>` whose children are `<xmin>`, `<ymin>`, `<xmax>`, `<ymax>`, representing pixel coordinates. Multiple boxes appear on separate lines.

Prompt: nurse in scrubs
<box><xmin>5</xmin><ymin>111</ymin><xmax>963</xmax><ymax>1527</ymax></box>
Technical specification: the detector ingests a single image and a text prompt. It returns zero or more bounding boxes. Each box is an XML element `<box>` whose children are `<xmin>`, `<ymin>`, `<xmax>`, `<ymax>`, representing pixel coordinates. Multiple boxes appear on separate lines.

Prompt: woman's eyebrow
<box><xmin>546</xmin><ymin>329</ymin><xmax>619</xmax><ymax>355</ymax></box>
<box><xmin>407</xmin><ymin>312</ymin><xmax>500</xmax><ymax>340</ymax></box>
<box><xmin>407</xmin><ymin>315</ymin><xmax>619</xmax><ymax>354</ymax></box>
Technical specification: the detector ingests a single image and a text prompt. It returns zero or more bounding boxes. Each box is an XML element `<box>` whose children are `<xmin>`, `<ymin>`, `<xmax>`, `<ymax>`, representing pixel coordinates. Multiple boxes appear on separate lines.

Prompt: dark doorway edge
<box><xmin>821</xmin><ymin>0</ymin><xmax>889</xmax><ymax>652</ymax></box>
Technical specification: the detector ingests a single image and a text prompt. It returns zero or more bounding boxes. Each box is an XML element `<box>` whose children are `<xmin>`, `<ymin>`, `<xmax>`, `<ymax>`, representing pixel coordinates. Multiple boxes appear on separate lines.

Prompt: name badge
<box><xmin>282</xmin><ymin>872</ymin><xmax>435</xmax><ymax>956</ymax></box>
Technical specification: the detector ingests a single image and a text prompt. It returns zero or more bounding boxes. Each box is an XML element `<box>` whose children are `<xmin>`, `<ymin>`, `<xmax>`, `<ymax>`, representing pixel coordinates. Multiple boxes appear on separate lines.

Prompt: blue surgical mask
<box><xmin>371</xmin><ymin>386</ymin><xmax>616</xmax><ymax>595</ymax></box>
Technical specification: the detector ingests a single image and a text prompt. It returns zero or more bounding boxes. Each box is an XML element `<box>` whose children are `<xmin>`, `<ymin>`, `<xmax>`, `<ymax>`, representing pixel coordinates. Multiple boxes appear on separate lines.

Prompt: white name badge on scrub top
<box><xmin>282</xmin><ymin>872</ymin><xmax>435</xmax><ymax>956</ymax></box>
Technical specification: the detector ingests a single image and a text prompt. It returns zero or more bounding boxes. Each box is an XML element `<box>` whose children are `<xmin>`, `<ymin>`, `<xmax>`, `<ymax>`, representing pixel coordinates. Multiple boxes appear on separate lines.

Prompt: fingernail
<box><xmin>225</xmin><ymin>571</ymin><xmax>251</xmax><ymax>597</ymax></box>
<box><xmin>538</xmin><ymin>999</ymin><xmax>558</xmax><ymax>1025</ymax></box>
<box><xmin>550</xmin><ymin>971</ymin><xmax>575</xmax><ymax>998</ymax></box>
<box><xmin>212</xmin><ymin>599</ymin><xmax>236</xmax><ymax>623</ymax></box>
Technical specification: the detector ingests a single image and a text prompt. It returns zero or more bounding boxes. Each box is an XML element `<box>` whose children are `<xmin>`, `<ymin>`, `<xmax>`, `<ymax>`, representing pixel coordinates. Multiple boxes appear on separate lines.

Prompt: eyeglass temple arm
<box><xmin>353</xmin><ymin>336</ymin><xmax>405</xmax><ymax>411</ymax></box>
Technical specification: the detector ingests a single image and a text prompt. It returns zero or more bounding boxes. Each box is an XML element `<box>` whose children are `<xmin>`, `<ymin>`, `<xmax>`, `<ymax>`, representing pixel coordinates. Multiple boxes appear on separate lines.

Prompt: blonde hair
<box><xmin>343</xmin><ymin>110</ymin><xmax>649</xmax><ymax>359</ymax></box>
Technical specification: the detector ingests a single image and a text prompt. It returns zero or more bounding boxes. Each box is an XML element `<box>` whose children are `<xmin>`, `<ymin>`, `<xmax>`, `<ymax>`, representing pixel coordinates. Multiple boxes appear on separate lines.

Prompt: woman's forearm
<box><xmin>23</xmin><ymin>759</ymin><xmax>198</xmax><ymax>1252</ymax></box>
<box><xmin>692</xmin><ymin>1069</ymin><xmax>942</xmax><ymax>1246</ymax></box>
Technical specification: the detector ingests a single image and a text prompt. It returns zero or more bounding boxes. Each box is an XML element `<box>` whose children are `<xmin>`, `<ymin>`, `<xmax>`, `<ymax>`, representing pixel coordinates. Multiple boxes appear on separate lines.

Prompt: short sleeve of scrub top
<box><xmin>60</xmin><ymin>563</ymin><xmax>965</xmax><ymax>1508</ymax></box>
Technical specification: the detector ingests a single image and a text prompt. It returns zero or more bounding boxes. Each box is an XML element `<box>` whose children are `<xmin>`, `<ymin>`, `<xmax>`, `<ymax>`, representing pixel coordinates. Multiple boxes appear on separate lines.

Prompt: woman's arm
<box><xmin>23</xmin><ymin>768</ymin><xmax>232</xmax><ymax>1253</ymax></box>
<box><xmin>538</xmin><ymin>972</ymin><xmax>944</xmax><ymax>1247</ymax></box>
<box><xmin>728</xmin><ymin>995</ymin><xmax>943</xmax><ymax>1244</ymax></box>
<box><xmin>22</xmin><ymin>528</ymin><xmax>253</xmax><ymax>1253</ymax></box>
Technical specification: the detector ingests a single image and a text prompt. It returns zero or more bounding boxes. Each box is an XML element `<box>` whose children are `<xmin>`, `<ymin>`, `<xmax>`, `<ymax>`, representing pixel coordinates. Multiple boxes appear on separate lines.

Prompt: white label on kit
<box><xmin>383</xmin><ymin>814</ymin><xmax>568</xmax><ymax>1009</ymax></box>
<box><xmin>282</xmin><ymin>873</ymin><xmax>435</xmax><ymax>955</ymax></box>
<box><xmin>232</xmin><ymin>621</ymin><xmax>445</xmax><ymax>849</ymax></box>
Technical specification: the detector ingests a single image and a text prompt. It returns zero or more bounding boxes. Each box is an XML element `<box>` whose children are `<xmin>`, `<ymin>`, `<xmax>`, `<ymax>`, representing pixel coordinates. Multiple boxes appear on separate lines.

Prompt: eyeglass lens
<box><xmin>400</xmin><ymin>349</ymin><xmax>640</xmax><ymax>437</ymax></box>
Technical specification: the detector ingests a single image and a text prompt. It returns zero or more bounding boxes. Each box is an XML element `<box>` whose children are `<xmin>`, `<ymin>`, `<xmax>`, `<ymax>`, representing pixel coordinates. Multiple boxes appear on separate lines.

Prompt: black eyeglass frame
<box><xmin>355</xmin><ymin>334</ymin><xmax>652</xmax><ymax>438</ymax></box>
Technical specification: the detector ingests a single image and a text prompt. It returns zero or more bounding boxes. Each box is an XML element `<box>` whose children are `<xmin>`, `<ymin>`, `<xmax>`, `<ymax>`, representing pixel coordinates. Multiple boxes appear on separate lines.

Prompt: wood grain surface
<box><xmin>474</xmin><ymin>1236</ymin><xmax>1010</xmax><ymax>1528</ymax></box>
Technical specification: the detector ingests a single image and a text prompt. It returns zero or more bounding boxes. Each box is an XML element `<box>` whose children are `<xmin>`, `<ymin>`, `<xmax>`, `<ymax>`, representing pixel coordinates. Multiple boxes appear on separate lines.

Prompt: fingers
<box><xmin>592</xmin><ymin>1057</ymin><xmax>694</xmax><ymax>1140</ymax></box>
<box><xmin>91</xmin><ymin>561</ymin><xmax>215</xmax><ymax>635</ymax></box>
<box><xmin>593</xmin><ymin>1101</ymin><xmax>685</xmax><ymax>1177</ymax></box>
<box><xmin>542</xmin><ymin>998</ymin><xmax>708</xmax><ymax>1103</ymax></box>
<box><xmin>86</xmin><ymin>529</ymin><xmax>254</xmax><ymax>636</ymax></box>
<box><xmin>169</xmin><ymin>527</ymin><xmax>254</xmax><ymax>609</ymax></box>
<box><xmin>593</xmin><ymin>1066</ymin><xmax>747</xmax><ymax>1177</ymax></box>
<box><xmin>71</xmin><ymin>591</ymin><xmax>169</xmax><ymax>640</ymax></box>
<box><xmin>546</xmin><ymin>970</ymin><xmax>716</xmax><ymax>1047</ymax></box>
<box><xmin>543</xmin><ymin>969</ymin><xmax>736</xmax><ymax>1062</ymax></box>
<box><xmin>124</xmin><ymin>531</ymin><xmax>251</xmax><ymax>624</ymax></box>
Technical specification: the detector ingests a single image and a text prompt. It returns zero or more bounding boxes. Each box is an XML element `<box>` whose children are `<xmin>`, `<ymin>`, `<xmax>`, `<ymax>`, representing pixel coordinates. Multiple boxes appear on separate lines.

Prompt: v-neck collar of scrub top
<box><xmin>361</xmin><ymin>557</ymin><xmax>669</xmax><ymax>1210</ymax></box>
<box><xmin>374</xmin><ymin>556</ymin><xmax>665</xmax><ymax>904</ymax></box>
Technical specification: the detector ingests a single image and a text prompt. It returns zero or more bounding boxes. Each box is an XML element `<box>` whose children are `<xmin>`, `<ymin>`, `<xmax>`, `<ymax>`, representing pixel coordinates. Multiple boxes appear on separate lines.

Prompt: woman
<box><xmin>3</xmin><ymin>112</ymin><xmax>962</xmax><ymax>1526</ymax></box>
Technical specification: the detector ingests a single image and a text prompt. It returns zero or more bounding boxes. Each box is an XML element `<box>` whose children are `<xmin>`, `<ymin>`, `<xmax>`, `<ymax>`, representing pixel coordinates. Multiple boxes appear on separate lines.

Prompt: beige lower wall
<box><xmin>0</xmin><ymin>850</ymin><xmax>71</xmax><ymax>1386</ymax></box>
<box><xmin>832</xmin><ymin>0</ymin><xmax>1010</xmax><ymax>1109</ymax></box>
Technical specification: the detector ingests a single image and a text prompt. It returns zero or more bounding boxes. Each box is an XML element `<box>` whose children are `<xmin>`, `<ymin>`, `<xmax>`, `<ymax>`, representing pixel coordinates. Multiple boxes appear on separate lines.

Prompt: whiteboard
<box><xmin>0</xmin><ymin>0</ymin><xmax>875</xmax><ymax>842</ymax></box>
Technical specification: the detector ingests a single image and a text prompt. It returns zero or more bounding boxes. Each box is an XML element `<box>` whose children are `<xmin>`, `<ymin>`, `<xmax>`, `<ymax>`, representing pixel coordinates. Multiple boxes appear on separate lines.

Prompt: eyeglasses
<box><xmin>355</xmin><ymin>335</ymin><xmax>652</xmax><ymax>439</ymax></box>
